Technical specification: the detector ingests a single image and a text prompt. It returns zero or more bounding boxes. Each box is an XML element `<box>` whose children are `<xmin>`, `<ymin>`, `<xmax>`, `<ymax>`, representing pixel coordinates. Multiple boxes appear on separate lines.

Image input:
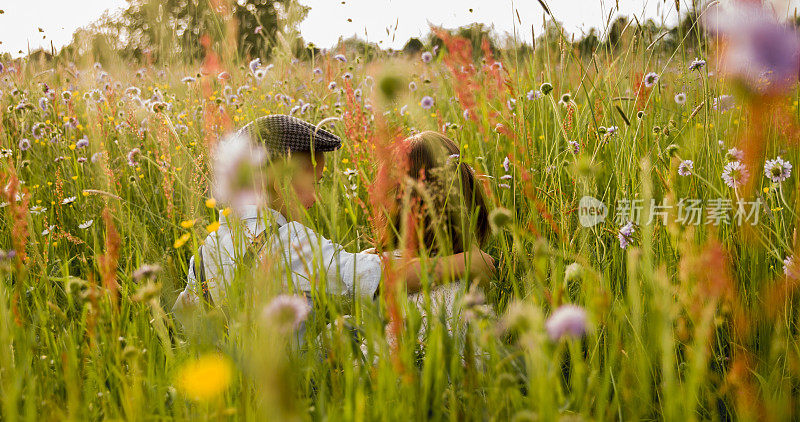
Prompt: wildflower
<box><xmin>78</xmin><ymin>220</ymin><xmax>93</xmax><ymax>229</ymax></box>
<box><xmin>674</xmin><ymin>92</ymin><xmax>687</xmax><ymax>105</ymax></box>
<box><xmin>41</xmin><ymin>225</ymin><xmax>54</xmax><ymax>236</ymax></box>
<box><xmin>212</xmin><ymin>133</ymin><xmax>268</xmax><ymax>213</ymax></box>
<box><xmin>262</xmin><ymin>294</ymin><xmax>310</xmax><ymax>331</ymax></box>
<box><xmin>726</xmin><ymin>147</ymin><xmax>744</xmax><ymax>162</ymax></box>
<box><xmin>39</xmin><ymin>97</ymin><xmax>48</xmax><ymax>111</ymax></box>
<box><xmin>618</xmin><ymin>222</ymin><xmax>635</xmax><ymax>249</ymax></box>
<box><xmin>0</xmin><ymin>149</ymin><xmax>11</xmax><ymax>158</ymax></box>
<box><xmin>61</xmin><ymin>196</ymin><xmax>77</xmax><ymax>205</ymax></box>
<box><xmin>76</xmin><ymin>137</ymin><xmax>89</xmax><ymax>149</ymax></box>
<box><xmin>545</xmin><ymin>305</ymin><xmax>588</xmax><ymax>341</ymax></box>
<box><xmin>764</xmin><ymin>156</ymin><xmax>792</xmax><ymax>183</ymax></box>
<box><xmin>91</xmin><ymin>152</ymin><xmax>105</xmax><ymax>163</ymax></box>
<box><xmin>408</xmin><ymin>81</ymin><xmax>417</xmax><ymax>91</ymax></box>
<box><xmin>713</xmin><ymin>95</ymin><xmax>735</xmax><ymax>112</ymax></box>
<box><xmin>784</xmin><ymin>255</ymin><xmax>800</xmax><ymax>279</ymax></box>
<box><xmin>334</xmin><ymin>54</ymin><xmax>347</xmax><ymax>62</ymax></box>
<box><xmin>703</xmin><ymin>3</ymin><xmax>800</xmax><ymax>94</ymax></box>
<box><xmin>526</xmin><ymin>90</ymin><xmax>542</xmax><ymax>100</ymax></box>
<box><xmin>606</xmin><ymin>126</ymin><xmax>618</xmax><ymax>136</ymax></box>
<box><xmin>328</xmin><ymin>81</ymin><xmax>337</xmax><ymax>90</ymax></box>
<box><xmin>133</xmin><ymin>263</ymin><xmax>162</xmax><ymax>282</ymax></box>
<box><xmin>254</xmin><ymin>69</ymin><xmax>266</xmax><ymax>80</ymax></box>
<box><xmin>342</xmin><ymin>72</ymin><xmax>352</xmax><ymax>80</ymax></box>
<box><xmin>643</xmin><ymin>72</ymin><xmax>659</xmax><ymax>88</ymax></box>
<box><xmin>18</xmin><ymin>138</ymin><xmax>31</xmax><ymax>151</ymax></box>
<box><xmin>254</xmin><ymin>25</ymin><xmax>263</xmax><ymax>34</ymax></box>
<box><xmin>206</xmin><ymin>221</ymin><xmax>220</xmax><ymax>233</ymax></box>
<box><xmin>180</xmin><ymin>219</ymin><xmax>196</xmax><ymax>229</ymax></box>
<box><xmin>421</xmin><ymin>51</ymin><xmax>433</xmax><ymax>63</ymax></box>
<box><xmin>313</xmin><ymin>67</ymin><xmax>322</xmax><ymax>75</ymax></box>
<box><xmin>127</xmin><ymin>148</ymin><xmax>141</xmax><ymax>167</ymax></box>
<box><xmin>181</xmin><ymin>76</ymin><xmax>196</xmax><ymax>84</ymax></box>
<box><xmin>420</xmin><ymin>96</ymin><xmax>434</xmax><ymax>110</ymax></box>
<box><xmin>569</xmin><ymin>140</ymin><xmax>580</xmax><ymax>154</ymax></box>
<box><xmin>29</xmin><ymin>206</ymin><xmax>47</xmax><ymax>215</ymax></box>
<box><xmin>685</xmin><ymin>59</ymin><xmax>706</xmax><ymax>73</ymax></box>
<box><xmin>678</xmin><ymin>160</ymin><xmax>694</xmax><ymax>176</ymax></box>
<box><xmin>507</xmin><ymin>98</ymin><xmax>516</xmax><ymax>110</ymax></box>
<box><xmin>217</xmin><ymin>71</ymin><xmax>231</xmax><ymax>81</ymax></box>
<box><xmin>173</xmin><ymin>233</ymin><xmax>191</xmax><ymax>249</ymax></box>
<box><xmin>175</xmin><ymin>353</ymin><xmax>233</xmax><ymax>401</ymax></box>
<box><xmin>721</xmin><ymin>161</ymin><xmax>749</xmax><ymax>188</ymax></box>
<box><xmin>540</xmin><ymin>82</ymin><xmax>553</xmax><ymax>95</ymax></box>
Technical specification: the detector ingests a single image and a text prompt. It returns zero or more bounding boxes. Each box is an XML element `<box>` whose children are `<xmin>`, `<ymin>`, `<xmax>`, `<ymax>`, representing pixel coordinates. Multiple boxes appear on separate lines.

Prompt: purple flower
<box><xmin>689</xmin><ymin>58</ymin><xmax>706</xmax><ymax>71</ymax></box>
<box><xmin>420</xmin><ymin>96</ymin><xmax>434</xmax><ymax>110</ymax></box>
<box><xmin>569</xmin><ymin>140</ymin><xmax>580</xmax><ymax>154</ymax></box>
<box><xmin>507</xmin><ymin>98</ymin><xmax>516</xmax><ymax>110</ymax></box>
<box><xmin>342</xmin><ymin>72</ymin><xmax>352</xmax><ymax>80</ymax></box>
<box><xmin>328</xmin><ymin>81</ymin><xmax>337</xmax><ymax>90</ymax></box>
<box><xmin>127</xmin><ymin>148</ymin><xmax>141</xmax><ymax>167</ymax></box>
<box><xmin>0</xmin><ymin>62</ymin><xmax>4</xmax><ymax>73</ymax></box>
<box><xmin>39</xmin><ymin>97</ymin><xmax>48</xmax><ymax>111</ymax></box>
<box><xmin>254</xmin><ymin>25</ymin><xmax>263</xmax><ymax>34</ymax></box>
<box><xmin>726</xmin><ymin>147</ymin><xmax>744</xmax><ymax>162</ymax></box>
<box><xmin>721</xmin><ymin>161</ymin><xmax>749</xmax><ymax>188</ymax></box>
<box><xmin>409</xmin><ymin>81</ymin><xmax>417</xmax><ymax>91</ymax></box>
<box><xmin>713</xmin><ymin>95</ymin><xmax>735</xmax><ymax>112</ymax></box>
<box><xmin>703</xmin><ymin>3</ymin><xmax>800</xmax><ymax>95</ymax></box>
<box><xmin>678</xmin><ymin>160</ymin><xmax>694</xmax><ymax>176</ymax></box>
<box><xmin>765</xmin><ymin>156</ymin><xmax>792</xmax><ymax>183</ymax></box>
<box><xmin>421</xmin><ymin>51</ymin><xmax>433</xmax><ymax>63</ymax></box>
<box><xmin>526</xmin><ymin>90</ymin><xmax>542</xmax><ymax>100</ymax></box>
<box><xmin>545</xmin><ymin>305</ymin><xmax>588</xmax><ymax>341</ymax></box>
<box><xmin>784</xmin><ymin>255</ymin><xmax>800</xmax><ymax>279</ymax></box>
<box><xmin>18</xmin><ymin>138</ymin><xmax>31</xmax><ymax>151</ymax></box>
<box><xmin>313</xmin><ymin>67</ymin><xmax>322</xmax><ymax>75</ymax></box>
<box><xmin>262</xmin><ymin>294</ymin><xmax>310</xmax><ymax>331</ymax></box>
<box><xmin>76</xmin><ymin>137</ymin><xmax>89</xmax><ymax>149</ymax></box>
<box><xmin>334</xmin><ymin>54</ymin><xmax>347</xmax><ymax>62</ymax></box>
<box><xmin>618</xmin><ymin>222</ymin><xmax>635</xmax><ymax>249</ymax></box>
<box><xmin>643</xmin><ymin>72</ymin><xmax>659</xmax><ymax>88</ymax></box>
<box><xmin>503</xmin><ymin>156</ymin><xmax>510</xmax><ymax>172</ymax></box>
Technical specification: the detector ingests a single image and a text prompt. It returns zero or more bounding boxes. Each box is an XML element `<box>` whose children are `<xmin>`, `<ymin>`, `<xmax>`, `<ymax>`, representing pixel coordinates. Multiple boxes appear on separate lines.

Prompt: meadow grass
<box><xmin>0</xmin><ymin>6</ymin><xmax>799</xmax><ymax>421</ymax></box>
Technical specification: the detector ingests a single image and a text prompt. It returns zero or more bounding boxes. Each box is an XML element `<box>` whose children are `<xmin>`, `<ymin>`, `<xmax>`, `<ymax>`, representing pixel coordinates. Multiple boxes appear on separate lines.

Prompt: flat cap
<box><xmin>236</xmin><ymin>114</ymin><xmax>342</xmax><ymax>155</ymax></box>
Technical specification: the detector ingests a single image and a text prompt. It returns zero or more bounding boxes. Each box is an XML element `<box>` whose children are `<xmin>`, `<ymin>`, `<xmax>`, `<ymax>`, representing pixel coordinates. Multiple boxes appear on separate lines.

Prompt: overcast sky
<box><xmin>1</xmin><ymin>0</ymin><xmax>799</xmax><ymax>58</ymax></box>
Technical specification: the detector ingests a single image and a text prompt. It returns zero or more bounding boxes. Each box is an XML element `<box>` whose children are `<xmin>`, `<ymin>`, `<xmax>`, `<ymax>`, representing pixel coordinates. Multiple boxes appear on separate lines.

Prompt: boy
<box><xmin>172</xmin><ymin>115</ymin><xmax>495</xmax><ymax>321</ymax></box>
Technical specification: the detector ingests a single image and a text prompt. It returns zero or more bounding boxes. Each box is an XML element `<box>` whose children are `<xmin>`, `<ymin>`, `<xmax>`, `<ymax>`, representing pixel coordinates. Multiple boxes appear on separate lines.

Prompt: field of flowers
<box><xmin>2</xmin><ymin>2</ymin><xmax>800</xmax><ymax>420</ymax></box>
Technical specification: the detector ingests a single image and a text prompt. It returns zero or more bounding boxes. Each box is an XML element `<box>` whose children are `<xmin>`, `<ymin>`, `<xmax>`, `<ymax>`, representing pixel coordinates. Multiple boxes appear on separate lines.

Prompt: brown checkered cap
<box><xmin>236</xmin><ymin>114</ymin><xmax>342</xmax><ymax>154</ymax></box>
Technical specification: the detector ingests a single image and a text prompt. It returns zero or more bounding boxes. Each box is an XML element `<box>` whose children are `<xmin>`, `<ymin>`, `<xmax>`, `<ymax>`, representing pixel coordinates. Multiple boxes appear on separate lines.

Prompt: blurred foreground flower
<box><xmin>262</xmin><ymin>294</ymin><xmax>310</xmax><ymax>332</ymax></box>
<box><xmin>704</xmin><ymin>3</ymin><xmax>800</xmax><ymax>95</ymax></box>
<box><xmin>618</xmin><ymin>222</ymin><xmax>635</xmax><ymax>249</ymax></box>
<box><xmin>212</xmin><ymin>132</ymin><xmax>268</xmax><ymax>215</ymax></box>
<box><xmin>175</xmin><ymin>353</ymin><xmax>233</xmax><ymax>401</ymax></box>
<box><xmin>545</xmin><ymin>305</ymin><xmax>588</xmax><ymax>341</ymax></box>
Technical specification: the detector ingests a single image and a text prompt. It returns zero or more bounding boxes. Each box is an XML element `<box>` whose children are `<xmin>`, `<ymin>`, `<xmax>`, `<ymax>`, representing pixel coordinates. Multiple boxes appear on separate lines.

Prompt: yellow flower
<box><xmin>180</xmin><ymin>219</ymin><xmax>196</xmax><ymax>228</ymax></box>
<box><xmin>175</xmin><ymin>353</ymin><xmax>233</xmax><ymax>401</ymax></box>
<box><xmin>221</xmin><ymin>207</ymin><xmax>231</xmax><ymax>217</ymax></box>
<box><xmin>173</xmin><ymin>233</ymin><xmax>191</xmax><ymax>248</ymax></box>
<box><xmin>206</xmin><ymin>221</ymin><xmax>220</xmax><ymax>233</ymax></box>
<box><xmin>205</xmin><ymin>198</ymin><xmax>217</xmax><ymax>208</ymax></box>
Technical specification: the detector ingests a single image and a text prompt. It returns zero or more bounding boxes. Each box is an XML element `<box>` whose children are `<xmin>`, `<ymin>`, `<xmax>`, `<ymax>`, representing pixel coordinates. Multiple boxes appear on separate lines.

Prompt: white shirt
<box><xmin>172</xmin><ymin>205</ymin><xmax>383</xmax><ymax>315</ymax></box>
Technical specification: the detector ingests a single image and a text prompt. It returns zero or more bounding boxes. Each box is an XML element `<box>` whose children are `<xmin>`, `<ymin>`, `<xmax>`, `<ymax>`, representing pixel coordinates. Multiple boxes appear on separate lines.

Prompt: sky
<box><xmin>1</xmin><ymin>0</ymin><xmax>800</xmax><ymax>58</ymax></box>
